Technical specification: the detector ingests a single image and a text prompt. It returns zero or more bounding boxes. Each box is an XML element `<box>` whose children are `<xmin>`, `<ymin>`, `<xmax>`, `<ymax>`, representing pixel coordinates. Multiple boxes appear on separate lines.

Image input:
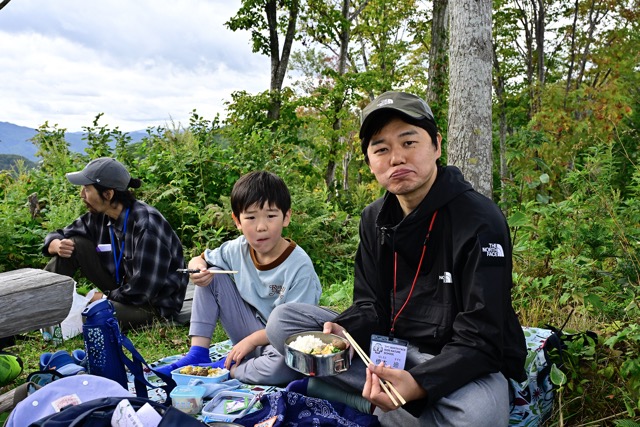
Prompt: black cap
<box><xmin>360</xmin><ymin>91</ymin><xmax>436</xmax><ymax>154</ymax></box>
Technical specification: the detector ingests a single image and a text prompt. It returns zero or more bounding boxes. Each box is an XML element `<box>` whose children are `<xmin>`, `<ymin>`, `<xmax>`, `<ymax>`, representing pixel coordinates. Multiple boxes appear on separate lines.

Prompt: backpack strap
<box><xmin>118</xmin><ymin>334</ymin><xmax>177</xmax><ymax>404</ymax></box>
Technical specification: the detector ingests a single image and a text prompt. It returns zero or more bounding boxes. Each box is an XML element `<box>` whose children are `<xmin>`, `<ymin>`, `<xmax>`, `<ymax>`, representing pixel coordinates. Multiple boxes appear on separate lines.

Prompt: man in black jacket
<box><xmin>266</xmin><ymin>91</ymin><xmax>526</xmax><ymax>425</ymax></box>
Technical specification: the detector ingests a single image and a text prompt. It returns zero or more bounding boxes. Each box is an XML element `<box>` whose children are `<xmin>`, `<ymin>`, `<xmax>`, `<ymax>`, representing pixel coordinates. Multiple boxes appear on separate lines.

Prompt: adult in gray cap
<box><xmin>266</xmin><ymin>91</ymin><xmax>527</xmax><ymax>425</ymax></box>
<box><xmin>43</xmin><ymin>157</ymin><xmax>188</xmax><ymax>330</ymax></box>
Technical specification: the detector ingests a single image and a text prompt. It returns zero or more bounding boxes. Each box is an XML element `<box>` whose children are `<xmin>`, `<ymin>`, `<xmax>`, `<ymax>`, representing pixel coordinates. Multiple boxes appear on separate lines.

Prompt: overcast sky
<box><xmin>0</xmin><ymin>0</ymin><xmax>271</xmax><ymax>132</ymax></box>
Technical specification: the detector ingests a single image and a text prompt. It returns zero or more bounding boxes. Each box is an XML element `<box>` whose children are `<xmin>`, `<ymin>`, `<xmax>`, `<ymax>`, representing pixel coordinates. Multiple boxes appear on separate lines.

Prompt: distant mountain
<box><xmin>0</xmin><ymin>121</ymin><xmax>148</xmax><ymax>161</ymax></box>
<box><xmin>0</xmin><ymin>154</ymin><xmax>37</xmax><ymax>171</ymax></box>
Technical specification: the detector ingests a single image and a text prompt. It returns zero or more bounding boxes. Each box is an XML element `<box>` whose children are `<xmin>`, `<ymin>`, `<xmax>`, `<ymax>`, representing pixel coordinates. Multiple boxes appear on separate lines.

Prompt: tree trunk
<box><xmin>266</xmin><ymin>0</ymin><xmax>299</xmax><ymax>121</ymax></box>
<box><xmin>448</xmin><ymin>0</ymin><xmax>493</xmax><ymax>197</ymax></box>
<box><xmin>532</xmin><ymin>0</ymin><xmax>545</xmax><ymax>113</ymax></box>
<box><xmin>0</xmin><ymin>0</ymin><xmax>12</xmax><ymax>12</ymax></box>
<box><xmin>575</xmin><ymin>0</ymin><xmax>605</xmax><ymax>89</ymax></box>
<box><xmin>324</xmin><ymin>0</ymin><xmax>353</xmax><ymax>196</ymax></box>
<box><xmin>426</xmin><ymin>0</ymin><xmax>449</xmax><ymax>112</ymax></box>
<box><xmin>564</xmin><ymin>0</ymin><xmax>580</xmax><ymax>107</ymax></box>
<box><xmin>492</xmin><ymin>42</ymin><xmax>509</xmax><ymax>209</ymax></box>
<box><xmin>514</xmin><ymin>0</ymin><xmax>535</xmax><ymax>118</ymax></box>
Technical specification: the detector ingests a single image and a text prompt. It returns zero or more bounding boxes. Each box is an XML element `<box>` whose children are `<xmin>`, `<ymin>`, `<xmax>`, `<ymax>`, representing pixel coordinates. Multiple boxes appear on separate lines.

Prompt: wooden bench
<box><xmin>0</xmin><ymin>268</ymin><xmax>74</xmax><ymax>339</ymax></box>
<box><xmin>0</xmin><ymin>269</ymin><xmax>74</xmax><ymax>413</ymax></box>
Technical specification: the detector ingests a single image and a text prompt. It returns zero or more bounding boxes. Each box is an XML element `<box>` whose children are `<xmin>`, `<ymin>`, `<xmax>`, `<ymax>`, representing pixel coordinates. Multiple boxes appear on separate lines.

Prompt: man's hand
<box><xmin>50</xmin><ymin>238</ymin><xmax>75</xmax><ymax>258</ymax></box>
<box><xmin>321</xmin><ymin>322</ymin><xmax>357</xmax><ymax>361</ymax></box>
<box><xmin>322</xmin><ymin>321</ymin><xmax>345</xmax><ymax>336</ymax></box>
<box><xmin>363</xmin><ymin>362</ymin><xmax>427</xmax><ymax>412</ymax></box>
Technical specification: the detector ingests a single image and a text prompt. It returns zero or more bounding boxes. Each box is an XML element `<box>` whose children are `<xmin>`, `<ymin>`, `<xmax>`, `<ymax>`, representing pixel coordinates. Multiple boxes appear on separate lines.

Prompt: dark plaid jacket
<box><xmin>43</xmin><ymin>200</ymin><xmax>188</xmax><ymax>318</ymax></box>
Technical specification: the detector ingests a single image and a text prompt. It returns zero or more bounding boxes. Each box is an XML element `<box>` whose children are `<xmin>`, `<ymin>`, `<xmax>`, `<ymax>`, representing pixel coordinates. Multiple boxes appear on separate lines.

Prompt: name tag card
<box><xmin>370</xmin><ymin>334</ymin><xmax>408</xmax><ymax>370</ymax></box>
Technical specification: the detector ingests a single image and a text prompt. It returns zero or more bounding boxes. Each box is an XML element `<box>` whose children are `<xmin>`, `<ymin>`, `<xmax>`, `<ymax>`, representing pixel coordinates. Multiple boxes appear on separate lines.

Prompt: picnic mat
<box><xmin>129</xmin><ymin>339</ymin><xmax>280</xmax><ymax>421</ymax></box>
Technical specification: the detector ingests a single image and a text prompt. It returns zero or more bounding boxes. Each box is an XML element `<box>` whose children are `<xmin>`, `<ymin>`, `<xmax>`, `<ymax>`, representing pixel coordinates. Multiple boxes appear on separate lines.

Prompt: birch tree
<box><xmin>448</xmin><ymin>0</ymin><xmax>494</xmax><ymax>197</ymax></box>
<box><xmin>425</xmin><ymin>0</ymin><xmax>449</xmax><ymax>113</ymax></box>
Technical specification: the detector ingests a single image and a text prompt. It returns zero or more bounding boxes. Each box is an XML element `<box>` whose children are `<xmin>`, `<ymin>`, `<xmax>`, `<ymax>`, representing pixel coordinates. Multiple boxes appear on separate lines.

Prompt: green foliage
<box><xmin>31</xmin><ymin>122</ymin><xmax>74</xmax><ymax>175</ymax></box>
<box><xmin>129</xmin><ymin>117</ymin><xmax>236</xmax><ymax>256</ymax></box>
<box><xmin>509</xmin><ymin>138</ymin><xmax>640</xmax><ymax>421</ymax></box>
<box><xmin>83</xmin><ymin>113</ymin><xmax>133</xmax><ymax>161</ymax></box>
<box><xmin>0</xmin><ymin>166</ymin><xmax>48</xmax><ymax>271</ymax></box>
<box><xmin>1</xmin><ymin>0</ymin><xmax>639</xmax><ymax>421</ymax></box>
<box><xmin>605</xmin><ymin>323</ymin><xmax>640</xmax><ymax>416</ymax></box>
<box><xmin>614</xmin><ymin>421</ymin><xmax>640</xmax><ymax>427</ymax></box>
<box><xmin>226</xmin><ymin>0</ymin><xmax>300</xmax><ymax>57</ymax></box>
<box><xmin>351</xmin><ymin>0</ymin><xmax>424</xmax><ymax>92</ymax></box>
<box><xmin>319</xmin><ymin>274</ymin><xmax>354</xmax><ymax>312</ymax></box>
<box><xmin>550</xmin><ymin>363</ymin><xmax>567</xmax><ymax>387</ymax></box>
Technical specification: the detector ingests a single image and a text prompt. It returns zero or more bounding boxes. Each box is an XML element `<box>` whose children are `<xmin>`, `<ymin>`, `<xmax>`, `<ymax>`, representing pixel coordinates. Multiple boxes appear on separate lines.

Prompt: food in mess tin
<box><xmin>288</xmin><ymin>334</ymin><xmax>347</xmax><ymax>355</ymax></box>
<box><xmin>178</xmin><ymin>365</ymin><xmax>226</xmax><ymax>377</ymax></box>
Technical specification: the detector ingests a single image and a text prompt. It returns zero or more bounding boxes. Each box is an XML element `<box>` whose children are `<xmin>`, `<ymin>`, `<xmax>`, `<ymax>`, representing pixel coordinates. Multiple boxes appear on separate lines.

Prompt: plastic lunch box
<box><xmin>201</xmin><ymin>390</ymin><xmax>261</xmax><ymax>422</ymax></box>
<box><xmin>170</xmin><ymin>385</ymin><xmax>207</xmax><ymax>415</ymax></box>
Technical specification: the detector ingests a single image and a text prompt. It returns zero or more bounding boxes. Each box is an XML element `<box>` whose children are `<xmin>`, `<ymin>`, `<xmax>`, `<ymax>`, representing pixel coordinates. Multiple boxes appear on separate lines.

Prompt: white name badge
<box><xmin>370</xmin><ymin>334</ymin><xmax>408</xmax><ymax>370</ymax></box>
<box><xmin>96</xmin><ymin>244</ymin><xmax>112</xmax><ymax>252</ymax></box>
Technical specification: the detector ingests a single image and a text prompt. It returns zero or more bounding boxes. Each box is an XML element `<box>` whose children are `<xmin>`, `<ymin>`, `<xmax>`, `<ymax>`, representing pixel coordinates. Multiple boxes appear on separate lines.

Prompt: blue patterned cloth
<box><xmin>234</xmin><ymin>391</ymin><xmax>380</xmax><ymax>427</ymax></box>
<box><xmin>509</xmin><ymin>327</ymin><xmax>556</xmax><ymax>426</ymax></box>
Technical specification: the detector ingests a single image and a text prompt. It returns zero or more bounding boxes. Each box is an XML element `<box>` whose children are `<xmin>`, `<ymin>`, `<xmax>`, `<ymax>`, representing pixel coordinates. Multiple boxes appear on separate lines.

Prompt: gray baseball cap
<box><xmin>66</xmin><ymin>157</ymin><xmax>131</xmax><ymax>191</ymax></box>
<box><xmin>360</xmin><ymin>91</ymin><xmax>436</xmax><ymax>141</ymax></box>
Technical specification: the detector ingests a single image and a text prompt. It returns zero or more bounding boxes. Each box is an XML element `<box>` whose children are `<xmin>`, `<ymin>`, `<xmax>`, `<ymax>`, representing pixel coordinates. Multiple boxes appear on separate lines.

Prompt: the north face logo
<box><xmin>439</xmin><ymin>272</ymin><xmax>453</xmax><ymax>283</ymax></box>
<box><xmin>482</xmin><ymin>243</ymin><xmax>505</xmax><ymax>257</ymax></box>
<box><xmin>377</xmin><ymin>99</ymin><xmax>394</xmax><ymax>107</ymax></box>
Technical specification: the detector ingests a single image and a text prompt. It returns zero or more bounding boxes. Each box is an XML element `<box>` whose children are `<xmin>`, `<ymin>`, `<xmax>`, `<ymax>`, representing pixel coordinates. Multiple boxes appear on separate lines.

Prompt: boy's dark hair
<box><xmin>360</xmin><ymin>111</ymin><xmax>439</xmax><ymax>164</ymax></box>
<box><xmin>231</xmin><ymin>171</ymin><xmax>291</xmax><ymax>219</ymax></box>
<box><xmin>94</xmin><ymin>181</ymin><xmax>140</xmax><ymax>208</ymax></box>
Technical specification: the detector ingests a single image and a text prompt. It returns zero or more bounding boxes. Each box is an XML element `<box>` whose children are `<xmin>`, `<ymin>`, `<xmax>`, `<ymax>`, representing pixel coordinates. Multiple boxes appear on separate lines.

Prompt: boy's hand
<box><xmin>187</xmin><ymin>260</ymin><xmax>213</xmax><ymax>287</ymax></box>
<box><xmin>226</xmin><ymin>329</ymin><xmax>268</xmax><ymax>375</ymax></box>
<box><xmin>189</xmin><ymin>270</ymin><xmax>214</xmax><ymax>287</ymax></box>
<box><xmin>226</xmin><ymin>336</ymin><xmax>257</xmax><ymax>370</ymax></box>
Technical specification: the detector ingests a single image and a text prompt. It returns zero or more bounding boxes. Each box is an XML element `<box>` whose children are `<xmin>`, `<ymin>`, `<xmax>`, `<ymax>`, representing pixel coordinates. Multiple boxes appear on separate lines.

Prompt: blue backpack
<box><xmin>81</xmin><ymin>299</ymin><xmax>176</xmax><ymax>402</ymax></box>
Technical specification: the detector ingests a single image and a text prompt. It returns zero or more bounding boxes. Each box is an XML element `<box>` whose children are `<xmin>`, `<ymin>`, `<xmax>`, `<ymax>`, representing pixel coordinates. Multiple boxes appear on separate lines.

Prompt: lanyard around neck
<box><xmin>109</xmin><ymin>207</ymin><xmax>130</xmax><ymax>285</ymax></box>
<box><xmin>390</xmin><ymin>210</ymin><xmax>438</xmax><ymax>338</ymax></box>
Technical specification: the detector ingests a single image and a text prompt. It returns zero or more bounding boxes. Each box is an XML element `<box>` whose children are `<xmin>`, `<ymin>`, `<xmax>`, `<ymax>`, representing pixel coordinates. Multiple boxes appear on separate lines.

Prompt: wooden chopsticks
<box><xmin>342</xmin><ymin>330</ymin><xmax>407</xmax><ymax>406</ymax></box>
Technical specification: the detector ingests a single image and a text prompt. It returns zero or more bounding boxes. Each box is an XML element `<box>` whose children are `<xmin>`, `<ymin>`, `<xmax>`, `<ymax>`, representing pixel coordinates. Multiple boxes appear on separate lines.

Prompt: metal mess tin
<box><xmin>284</xmin><ymin>331</ymin><xmax>351</xmax><ymax>377</ymax></box>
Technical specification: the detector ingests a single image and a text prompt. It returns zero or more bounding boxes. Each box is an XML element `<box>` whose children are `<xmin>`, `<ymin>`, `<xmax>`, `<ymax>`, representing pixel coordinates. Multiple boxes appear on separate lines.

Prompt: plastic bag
<box><xmin>41</xmin><ymin>284</ymin><xmax>90</xmax><ymax>344</ymax></box>
<box><xmin>60</xmin><ymin>286</ymin><xmax>91</xmax><ymax>339</ymax></box>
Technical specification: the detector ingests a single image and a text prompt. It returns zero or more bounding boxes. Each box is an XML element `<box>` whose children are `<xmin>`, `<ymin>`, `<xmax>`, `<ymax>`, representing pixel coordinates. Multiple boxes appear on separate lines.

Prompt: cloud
<box><xmin>0</xmin><ymin>0</ymin><xmax>270</xmax><ymax>131</ymax></box>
